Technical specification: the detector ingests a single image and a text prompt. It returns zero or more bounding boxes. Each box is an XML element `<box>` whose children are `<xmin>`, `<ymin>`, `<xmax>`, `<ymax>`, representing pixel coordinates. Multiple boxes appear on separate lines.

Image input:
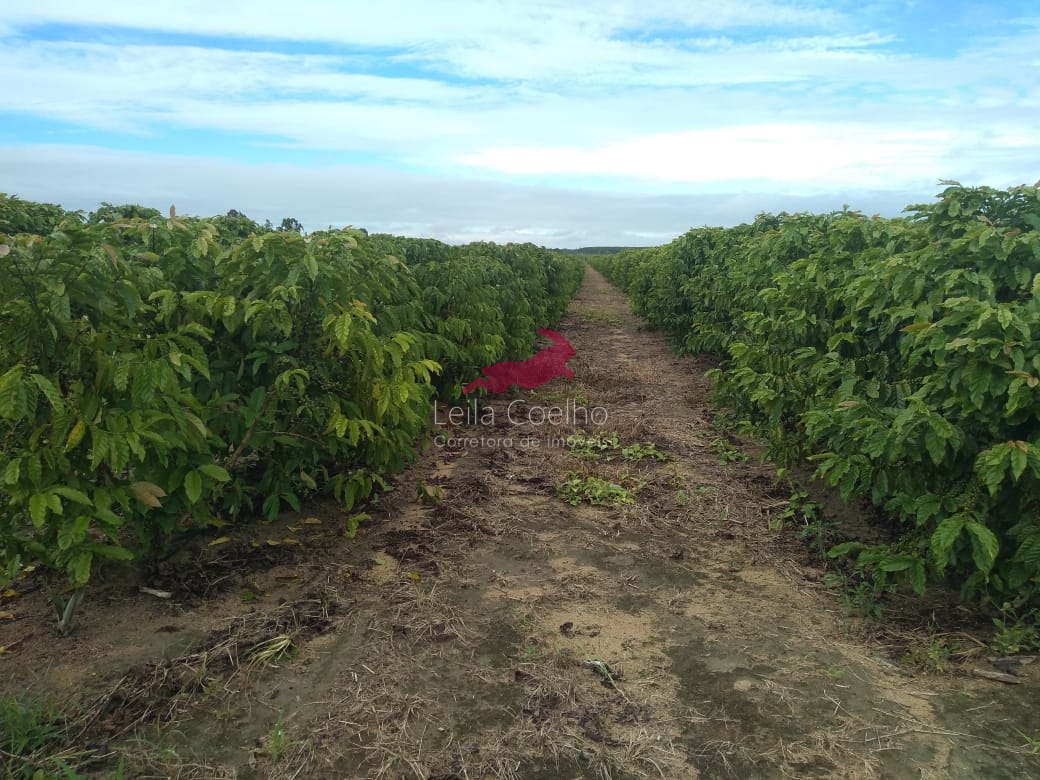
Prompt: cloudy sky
<box><xmin>1</xmin><ymin>1</ymin><xmax>1038</xmax><ymax>247</ymax></box>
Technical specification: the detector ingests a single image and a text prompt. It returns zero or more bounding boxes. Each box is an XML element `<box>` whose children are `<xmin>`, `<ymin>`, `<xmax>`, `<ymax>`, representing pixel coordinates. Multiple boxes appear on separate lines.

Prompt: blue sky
<box><xmin>0</xmin><ymin>1</ymin><xmax>1037</xmax><ymax>247</ymax></box>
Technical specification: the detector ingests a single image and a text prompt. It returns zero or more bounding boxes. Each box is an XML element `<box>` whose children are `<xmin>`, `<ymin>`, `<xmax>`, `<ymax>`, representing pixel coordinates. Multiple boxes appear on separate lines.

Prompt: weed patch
<box><xmin>558</xmin><ymin>475</ymin><xmax>641</xmax><ymax>506</ymax></box>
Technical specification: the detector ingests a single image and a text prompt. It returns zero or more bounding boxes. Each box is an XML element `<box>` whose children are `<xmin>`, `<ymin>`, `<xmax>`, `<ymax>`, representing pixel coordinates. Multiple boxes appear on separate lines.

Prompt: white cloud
<box><xmin>0</xmin><ymin>1</ymin><xmax>845</xmax><ymax>47</ymax></box>
<box><xmin>458</xmin><ymin>124</ymin><xmax>1026</xmax><ymax>191</ymax></box>
<box><xmin>0</xmin><ymin>144</ymin><xmax>936</xmax><ymax>247</ymax></box>
<box><xmin>2</xmin><ymin>30</ymin><xmax>1037</xmax><ymax>163</ymax></box>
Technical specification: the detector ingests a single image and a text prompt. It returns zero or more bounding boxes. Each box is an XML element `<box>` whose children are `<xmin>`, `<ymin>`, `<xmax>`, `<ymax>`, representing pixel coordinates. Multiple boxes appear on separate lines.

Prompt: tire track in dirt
<box><xmin>3</xmin><ymin>265</ymin><xmax>1039</xmax><ymax>779</ymax></box>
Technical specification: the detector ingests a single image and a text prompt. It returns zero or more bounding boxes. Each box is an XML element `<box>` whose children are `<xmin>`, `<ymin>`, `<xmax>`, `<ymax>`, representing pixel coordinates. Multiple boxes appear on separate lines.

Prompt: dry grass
<box><xmin>386</xmin><ymin>579</ymin><xmax>471</xmax><ymax>645</ymax></box>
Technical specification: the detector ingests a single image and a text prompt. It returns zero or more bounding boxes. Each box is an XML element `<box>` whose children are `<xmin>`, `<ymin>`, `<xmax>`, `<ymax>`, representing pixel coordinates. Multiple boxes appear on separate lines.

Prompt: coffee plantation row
<box><xmin>0</xmin><ymin>195</ymin><xmax>584</xmax><ymax>605</ymax></box>
<box><xmin>593</xmin><ymin>183</ymin><xmax>1040</xmax><ymax>609</ymax></box>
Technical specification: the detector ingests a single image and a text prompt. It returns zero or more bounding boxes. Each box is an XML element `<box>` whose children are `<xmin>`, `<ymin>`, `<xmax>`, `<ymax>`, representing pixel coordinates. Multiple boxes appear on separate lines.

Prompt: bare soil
<box><xmin>2</xmin><ymin>266</ymin><xmax>1039</xmax><ymax>779</ymax></box>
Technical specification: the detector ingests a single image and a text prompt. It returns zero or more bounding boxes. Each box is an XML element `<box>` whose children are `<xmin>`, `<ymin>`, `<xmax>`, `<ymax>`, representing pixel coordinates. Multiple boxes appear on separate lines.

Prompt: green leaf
<box><xmin>996</xmin><ymin>306</ymin><xmax>1013</xmax><ymax>330</ymax></box>
<box><xmin>930</xmin><ymin>515</ymin><xmax>965</xmax><ymax>566</ymax></box>
<box><xmin>184</xmin><ymin>470</ymin><xmax>203</xmax><ymax>504</ymax></box>
<box><xmin>262</xmin><ymin>492</ymin><xmax>280</xmax><ymax>520</ymax></box>
<box><xmin>334</xmin><ymin>314</ymin><xmax>351</xmax><ymax>348</ymax></box>
<box><xmin>29</xmin><ymin>493</ymin><xmax>48</xmax><ymax>528</ymax></box>
<box><xmin>2</xmin><ymin>458</ymin><xmax>19</xmax><ymax>485</ymax></box>
<box><xmin>907</xmin><ymin>559</ymin><xmax>927</xmax><ymax>594</ymax></box>
<box><xmin>132</xmin><ymin>361</ymin><xmax>161</xmax><ymax>406</ymax></box>
<box><xmin>67</xmin><ymin>550</ymin><xmax>93</xmax><ymax>586</ymax></box>
<box><xmin>181</xmin><ymin>411</ymin><xmax>209</xmax><ymax>439</ymax></box>
<box><xmin>109</xmin><ymin>434</ymin><xmax>130</xmax><ymax>474</ymax></box>
<box><xmin>303</xmin><ymin>252</ymin><xmax>319</xmax><ymax>281</ymax></box>
<box><xmin>197</xmin><ymin>464</ymin><xmax>231</xmax><ymax>482</ymax></box>
<box><xmin>1010</xmin><ymin>443</ymin><xmax>1029</xmax><ymax>481</ymax></box>
<box><xmin>1013</xmin><ymin>532</ymin><xmax>1040</xmax><ymax>571</ymax></box>
<box><xmin>340</xmin><ymin>479</ymin><xmax>357</xmax><ymax>511</ymax></box>
<box><xmin>51</xmin><ymin>294</ymin><xmax>71</xmax><ymax>323</ymax></box>
<box><xmin>343</xmin><ymin>512</ymin><xmax>368</xmax><ymax>539</ymax></box>
<box><xmin>86</xmin><ymin>543</ymin><xmax>135</xmax><ymax>561</ymax></box>
<box><xmin>923</xmin><ymin>430</ymin><xmax>944</xmax><ymax>466</ymax></box>
<box><xmin>965</xmin><ymin>520</ymin><xmax>999</xmax><ymax>574</ymax></box>
<box><xmin>30</xmin><ymin>374</ymin><xmax>64</xmax><ymax>413</ymax></box>
<box><xmin>57</xmin><ymin>515</ymin><xmax>91</xmax><ymax>551</ymax></box>
<box><xmin>827</xmin><ymin>541</ymin><xmax>866</xmax><ymax>558</ymax></box>
<box><xmin>50</xmin><ymin>486</ymin><xmax>92</xmax><ymax>506</ymax></box>
<box><xmin>65</xmin><ymin>419</ymin><xmax>87</xmax><ymax>451</ymax></box>
<box><xmin>945</xmin><ymin>337</ymin><xmax>975</xmax><ymax>351</ymax></box>
<box><xmin>914</xmin><ymin>493</ymin><xmax>942</xmax><ymax>525</ymax></box>
<box><xmin>975</xmin><ymin>445</ymin><xmax>1011</xmax><ymax>495</ymax></box>
<box><xmin>879</xmin><ymin>556</ymin><xmax>914</xmax><ymax>572</ymax></box>
<box><xmin>0</xmin><ymin>364</ymin><xmax>26</xmax><ymax>420</ymax></box>
<box><xmin>95</xmin><ymin>508</ymin><xmax>124</xmax><ymax>527</ymax></box>
<box><xmin>25</xmin><ymin>455</ymin><xmax>42</xmax><ymax>486</ymax></box>
<box><xmin>89</xmin><ymin>428</ymin><xmax>110</xmax><ymax>470</ymax></box>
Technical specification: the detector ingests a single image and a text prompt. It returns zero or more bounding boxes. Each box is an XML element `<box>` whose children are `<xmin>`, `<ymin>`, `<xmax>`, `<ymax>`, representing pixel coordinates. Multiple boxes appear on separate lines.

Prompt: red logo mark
<box><xmin>463</xmin><ymin>329</ymin><xmax>575</xmax><ymax>394</ymax></box>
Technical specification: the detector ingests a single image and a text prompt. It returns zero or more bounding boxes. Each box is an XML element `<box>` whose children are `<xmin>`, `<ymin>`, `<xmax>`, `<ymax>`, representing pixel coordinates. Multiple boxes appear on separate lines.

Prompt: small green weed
<box><xmin>991</xmin><ymin>603</ymin><xmax>1039</xmax><ymax>655</ymax></box>
<box><xmin>258</xmin><ymin>715</ymin><xmax>305</xmax><ymax>764</ymax></box>
<box><xmin>415</xmin><ymin>480</ymin><xmax>443</xmax><ymax>506</ymax></box>
<box><xmin>823</xmin><ymin>571</ymin><xmax>885</xmax><ymax>619</ymax></box>
<box><xmin>559</xmin><ymin>475</ymin><xmax>640</xmax><ymax>506</ymax></box>
<box><xmin>620</xmin><ymin>442</ymin><xmax>670</xmax><ymax>462</ymax></box>
<box><xmin>0</xmin><ymin>695</ymin><xmax>83</xmax><ymax>779</ymax></box>
<box><xmin>343</xmin><ymin>511</ymin><xmax>371</xmax><ymax>539</ymax></box>
<box><xmin>124</xmin><ymin>719</ymin><xmax>186</xmax><ymax>770</ymax></box>
<box><xmin>785</xmin><ymin>491</ymin><xmax>831</xmax><ymax>554</ymax></box>
<box><xmin>568</xmin><ymin>431</ymin><xmax>621</xmax><ymax>457</ymax></box>
<box><xmin>542</xmin><ymin>390</ymin><xmax>590</xmax><ymax>406</ymax></box>
<box><xmin>676</xmin><ymin>485</ymin><xmax>711</xmax><ymax>507</ymax></box>
<box><xmin>901</xmin><ymin>636</ymin><xmax>955</xmax><ymax>673</ymax></box>
<box><xmin>518</xmin><ymin>639</ymin><xmax>544</xmax><ymax>662</ymax></box>
<box><xmin>578</xmin><ymin>309</ymin><xmax>621</xmax><ymax>325</ymax></box>
<box><xmin>1016</xmin><ymin>728</ymin><xmax>1040</xmax><ymax>754</ymax></box>
<box><xmin>567</xmin><ymin>431</ymin><xmax>669</xmax><ymax>463</ymax></box>
<box><xmin>709</xmin><ymin>436</ymin><xmax>748</xmax><ymax>464</ymax></box>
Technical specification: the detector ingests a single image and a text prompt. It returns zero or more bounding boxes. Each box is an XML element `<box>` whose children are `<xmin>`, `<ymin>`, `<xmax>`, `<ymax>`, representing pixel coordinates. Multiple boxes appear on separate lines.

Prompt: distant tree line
<box><xmin>557</xmin><ymin>246</ymin><xmax>650</xmax><ymax>255</ymax></box>
<box><xmin>0</xmin><ymin>195</ymin><xmax>304</xmax><ymax>240</ymax></box>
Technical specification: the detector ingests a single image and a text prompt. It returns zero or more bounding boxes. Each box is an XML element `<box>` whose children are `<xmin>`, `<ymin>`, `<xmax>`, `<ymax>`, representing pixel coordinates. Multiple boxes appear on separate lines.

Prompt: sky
<box><xmin>0</xmin><ymin>1</ymin><xmax>1038</xmax><ymax>248</ymax></box>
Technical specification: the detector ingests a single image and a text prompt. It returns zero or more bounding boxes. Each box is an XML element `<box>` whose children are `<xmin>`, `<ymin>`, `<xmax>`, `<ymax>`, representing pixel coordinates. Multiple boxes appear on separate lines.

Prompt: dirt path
<box><xmin>3</xmin><ymin>266</ymin><xmax>1039</xmax><ymax>779</ymax></box>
